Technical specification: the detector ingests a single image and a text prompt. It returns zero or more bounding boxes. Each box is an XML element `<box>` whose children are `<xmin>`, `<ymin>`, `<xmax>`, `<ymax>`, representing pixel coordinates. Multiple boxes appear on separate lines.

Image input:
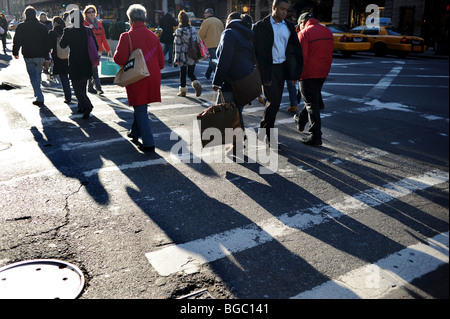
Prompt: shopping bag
<box><xmin>101</xmin><ymin>58</ymin><xmax>121</xmax><ymax>76</ymax></box>
<box><xmin>197</xmin><ymin>91</ymin><xmax>241</xmax><ymax>147</ymax></box>
<box><xmin>114</xmin><ymin>33</ymin><xmax>150</xmax><ymax>87</ymax></box>
<box><xmin>198</xmin><ymin>40</ymin><xmax>209</xmax><ymax>60</ymax></box>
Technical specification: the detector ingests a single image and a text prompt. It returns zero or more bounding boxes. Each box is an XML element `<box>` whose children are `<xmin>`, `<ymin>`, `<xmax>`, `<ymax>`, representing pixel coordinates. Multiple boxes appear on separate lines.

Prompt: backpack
<box><xmin>56</xmin><ymin>36</ymin><xmax>70</xmax><ymax>59</ymax></box>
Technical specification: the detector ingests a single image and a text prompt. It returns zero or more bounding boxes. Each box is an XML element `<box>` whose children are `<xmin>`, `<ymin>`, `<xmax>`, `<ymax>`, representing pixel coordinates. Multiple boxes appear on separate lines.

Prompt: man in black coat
<box><xmin>253</xmin><ymin>0</ymin><xmax>303</xmax><ymax>147</ymax></box>
<box><xmin>12</xmin><ymin>6</ymin><xmax>50</xmax><ymax>106</ymax></box>
<box><xmin>159</xmin><ymin>8</ymin><xmax>177</xmax><ymax>64</ymax></box>
<box><xmin>60</xmin><ymin>9</ymin><xmax>97</xmax><ymax>119</ymax></box>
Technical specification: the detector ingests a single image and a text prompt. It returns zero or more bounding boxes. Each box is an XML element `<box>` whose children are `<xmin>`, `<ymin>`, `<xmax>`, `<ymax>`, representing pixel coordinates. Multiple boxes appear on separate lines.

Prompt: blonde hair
<box><xmin>83</xmin><ymin>5</ymin><xmax>97</xmax><ymax>18</ymax></box>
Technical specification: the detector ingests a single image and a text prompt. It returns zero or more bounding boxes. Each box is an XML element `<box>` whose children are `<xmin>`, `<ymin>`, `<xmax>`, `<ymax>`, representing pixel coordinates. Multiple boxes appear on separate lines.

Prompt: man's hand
<box><xmin>14</xmin><ymin>55</ymin><xmax>19</xmax><ymax>59</ymax></box>
<box><xmin>212</xmin><ymin>85</ymin><xmax>220</xmax><ymax>92</ymax></box>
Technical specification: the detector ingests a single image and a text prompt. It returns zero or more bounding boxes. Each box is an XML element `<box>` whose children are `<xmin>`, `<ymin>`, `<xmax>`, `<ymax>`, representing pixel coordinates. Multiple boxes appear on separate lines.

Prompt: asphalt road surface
<box><xmin>0</xmin><ymin>38</ymin><xmax>448</xmax><ymax>304</ymax></box>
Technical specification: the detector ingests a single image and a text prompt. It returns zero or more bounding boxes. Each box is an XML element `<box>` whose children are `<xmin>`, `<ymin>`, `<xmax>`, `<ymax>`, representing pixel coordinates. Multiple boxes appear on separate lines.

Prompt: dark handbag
<box><xmin>197</xmin><ymin>91</ymin><xmax>241</xmax><ymax>147</ymax></box>
<box><xmin>187</xmin><ymin>28</ymin><xmax>201</xmax><ymax>61</ymax></box>
<box><xmin>86</xmin><ymin>28</ymin><xmax>100</xmax><ymax>67</ymax></box>
<box><xmin>229</xmin><ymin>47</ymin><xmax>262</xmax><ymax>107</ymax></box>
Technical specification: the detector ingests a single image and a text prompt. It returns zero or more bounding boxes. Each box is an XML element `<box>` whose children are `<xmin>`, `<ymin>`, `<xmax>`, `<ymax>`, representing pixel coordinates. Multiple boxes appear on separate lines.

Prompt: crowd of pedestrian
<box><xmin>8</xmin><ymin>0</ymin><xmax>333</xmax><ymax>154</ymax></box>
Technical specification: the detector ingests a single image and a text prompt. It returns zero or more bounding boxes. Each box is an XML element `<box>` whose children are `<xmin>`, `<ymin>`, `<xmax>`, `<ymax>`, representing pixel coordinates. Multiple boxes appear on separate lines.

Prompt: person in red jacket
<box><xmin>83</xmin><ymin>5</ymin><xmax>111</xmax><ymax>95</ymax></box>
<box><xmin>294</xmin><ymin>12</ymin><xmax>333</xmax><ymax>146</ymax></box>
<box><xmin>113</xmin><ymin>4</ymin><xmax>165</xmax><ymax>153</ymax></box>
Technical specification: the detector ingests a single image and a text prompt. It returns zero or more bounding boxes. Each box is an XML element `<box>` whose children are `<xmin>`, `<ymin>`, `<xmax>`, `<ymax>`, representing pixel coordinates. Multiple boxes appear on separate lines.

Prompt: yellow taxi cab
<box><xmin>350</xmin><ymin>25</ymin><xmax>426</xmax><ymax>57</ymax></box>
<box><xmin>321</xmin><ymin>23</ymin><xmax>371</xmax><ymax>57</ymax></box>
<box><xmin>189</xmin><ymin>18</ymin><xmax>203</xmax><ymax>31</ymax></box>
<box><xmin>149</xmin><ymin>27</ymin><xmax>162</xmax><ymax>38</ymax></box>
<box><xmin>8</xmin><ymin>19</ymin><xmax>18</xmax><ymax>30</ymax></box>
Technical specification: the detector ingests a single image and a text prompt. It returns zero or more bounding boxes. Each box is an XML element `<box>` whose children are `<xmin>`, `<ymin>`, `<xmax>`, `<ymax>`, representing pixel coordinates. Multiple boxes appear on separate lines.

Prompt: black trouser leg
<box><xmin>299</xmin><ymin>78</ymin><xmax>326</xmax><ymax>140</ymax></box>
<box><xmin>260</xmin><ymin>64</ymin><xmax>285</xmax><ymax>138</ymax></box>
<box><xmin>72</xmin><ymin>78</ymin><xmax>93</xmax><ymax>113</ymax></box>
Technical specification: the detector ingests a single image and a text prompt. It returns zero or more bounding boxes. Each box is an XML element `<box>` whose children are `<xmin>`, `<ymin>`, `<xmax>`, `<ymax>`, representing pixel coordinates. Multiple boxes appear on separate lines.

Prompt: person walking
<box><xmin>12</xmin><ymin>6</ymin><xmax>50</xmax><ymax>106</ymax></box>
<box><xmin>59</xmin><ymin>9</ymin><xmax>96</xmax><ymax>119</ymax></box>
<box><xmin>159</xmin><ymin>7</ymin><xmax>177</xmax><ymax>64</ymax></box>
<box><xmin>294</xmin><ymin>12</ymin><xmax>333</xmax><ymax>146</ymax></box>
<box><xmin>39</xmin><ymin>12</ymin><xmax>53</xmax><ymax>31</ymax></box>
<box><xmin>173</xmin><ymin>10</ymin><xmax>202</xmax><ymax>97</ymax></box>
<box><xmin>212</xmin><ymin>12</ymin><xmax>255</xmax><ymax>155</ymax></box>
<box><xmin>48</xmin><ymin>16</ymin><xmax>72</xmax><ymax>104</ymax></box>
<box><xmin>39</xmin><ymin>12</ymin><xmax>53</xmax><ymax>75</ymax></box>
<box><xmin>213</xmin><ymin>13</ymin><xmax>255</xmax><ymax>127</ymax></box>
<box><xmin>198</xmin><ymin>8</ymin><xmax>224</xmax><ymax>80</ymax></box>
<box><xmin>83</xmin><ymin>5</ymin><xmax>111</xmax><ymax>95</ymax></box>
<box><xmin>0</xmin><ymin>13</ymin><xmax>8</xmax><ymax>55</ymax></box>
<box><xmin>113</xmin><ymin>4</ymin><xmax>165</xmax><ymax>153</ymax></box>
<box><xmin>253</xmin><ymin>0</ymin><xmax>303</xmax><ymax>147</ymax></box>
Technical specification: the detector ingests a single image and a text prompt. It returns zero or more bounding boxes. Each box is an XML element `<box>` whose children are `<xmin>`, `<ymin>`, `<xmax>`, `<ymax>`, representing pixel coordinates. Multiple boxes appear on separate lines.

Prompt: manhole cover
<box><xmin>0</xmin><ymin>142</ymin><xmax>12</xmax><ymax>151</ymax></box>
<box><xmin>0</xmin><ymin>259</ymin><xmax>85</xmax><ymax>299</ymax></box>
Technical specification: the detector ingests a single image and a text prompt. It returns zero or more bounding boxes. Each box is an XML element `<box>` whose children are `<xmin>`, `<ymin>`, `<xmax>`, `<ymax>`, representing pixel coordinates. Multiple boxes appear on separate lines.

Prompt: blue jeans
<box><xmin>59</xmin><ymin>74</ymin><xmax>72</xmax><ymax>102</ymax></box>
<box><xmin>205</xmin><ymin>48</ymin><xmax>216</xmax><ymax>79</ymax></box>
<box><xmin>24</xmin><ymin>57</ymin><xmax>44</xmax><ymax>102</ymax></box>
<box><xmin>286</xmin><ymin>80</ymin><xmax>298</xmax><ymax>107</ymax></box>
<box><xmin>130</xmin><ymin>104</ymin><xmax>155</xmax><ymax>147</ymax></box>
<box><xmin>163</xmin><ymin>42</ymin><xmax>173</xmax><ymax>63</ymax></box>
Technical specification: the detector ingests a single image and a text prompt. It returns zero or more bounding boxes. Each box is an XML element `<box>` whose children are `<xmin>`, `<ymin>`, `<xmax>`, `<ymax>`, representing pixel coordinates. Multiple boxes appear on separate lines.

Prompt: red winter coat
<box><xmin>114</xmin><ymin>22</ymin><xmax>165</xmax><ymax>106</ymax></box>
<box><xmin>83</xmin><ymin>19</ymin><xmax>110</xmax><ymax>52</ymax></box>
<box><xmin>297</xmin><ymin>18</ymin><xmax>333</xmax><ymax>80</ymax></box>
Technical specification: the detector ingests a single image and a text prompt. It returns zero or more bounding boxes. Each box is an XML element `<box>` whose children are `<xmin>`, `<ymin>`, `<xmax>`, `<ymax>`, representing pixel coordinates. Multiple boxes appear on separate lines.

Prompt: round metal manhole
<box><xmin>0</xmin><ymin>259</ymin><xmax>85</xmax><ymax>299</ymax></box>
<box><xmin>0</xmin><ymin>142</ymin><xmax>12</xmax><ymax>152</ymax></box>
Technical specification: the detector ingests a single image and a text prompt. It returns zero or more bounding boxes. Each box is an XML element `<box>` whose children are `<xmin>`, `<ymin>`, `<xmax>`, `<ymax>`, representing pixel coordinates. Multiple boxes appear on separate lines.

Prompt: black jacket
<box><xmin>252</xmin><ymin>15</ymin><xmax>303</xmax><ymax>84</ymax></box>
<box><xmin>159</xmin><ymin>13</ymin><xmax>177</xmax><ymax>44</ymax></box>
<box><xmin>12</xmin><ymin>17</ymin><xmax>49</xmax><ymax>58</ymax></box>
<box><xmin>213</xmin><ymin>20</ymin><xmax>255</xmax><ymax>90</ymax></box>
<box><xmin>48</xmin><ymin>26</ymin><xmax>69</xmax><ymax>76</ymax></box>
<box><xmin>60</xmin><ymin>25</ymin><xmax>95</xmax><ymax>81</ymax></box>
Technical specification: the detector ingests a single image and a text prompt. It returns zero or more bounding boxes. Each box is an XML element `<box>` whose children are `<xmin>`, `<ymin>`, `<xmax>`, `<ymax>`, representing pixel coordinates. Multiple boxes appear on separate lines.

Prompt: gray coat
<box><xmin>173</xmin><ymin>26</ymin><xmax>198</xmax><ymax>67</ymax></box>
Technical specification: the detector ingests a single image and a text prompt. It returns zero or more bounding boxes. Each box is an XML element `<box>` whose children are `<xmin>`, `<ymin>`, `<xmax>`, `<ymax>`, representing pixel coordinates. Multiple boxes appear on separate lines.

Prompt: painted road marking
<box><xmin>145</xmin><ymin>170</ymin><xmax>449</xmax><ymax>276</ymax></box>
<box><xmin>291</xmin><ymin>231</ymin><xmax>449</xmax><ymax>299</ymax></box>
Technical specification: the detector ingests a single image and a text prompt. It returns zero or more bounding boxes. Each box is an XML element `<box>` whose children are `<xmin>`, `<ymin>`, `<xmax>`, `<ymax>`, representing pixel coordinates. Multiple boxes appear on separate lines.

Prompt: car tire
<box><xmin>342</xmin><ymin>51</ymin><xmax>353</xmax><ymax>58</ymax></box>
<box><xmin>373</xmin><ymin>43</ymin><xmax>387</xmax><ymax>57</ymax></box>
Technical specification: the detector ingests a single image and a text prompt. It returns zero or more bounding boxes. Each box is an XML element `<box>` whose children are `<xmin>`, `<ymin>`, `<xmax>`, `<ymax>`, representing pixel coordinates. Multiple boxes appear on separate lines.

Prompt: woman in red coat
<box><xmin>113</xmin><ymin>4</ymin><xmax>165</xmax><ymax>153</ymax></box>
<box><xmin>83</xmin><ymin>5</ymin><xmax>110</xmax><ymax>95</ymax></box>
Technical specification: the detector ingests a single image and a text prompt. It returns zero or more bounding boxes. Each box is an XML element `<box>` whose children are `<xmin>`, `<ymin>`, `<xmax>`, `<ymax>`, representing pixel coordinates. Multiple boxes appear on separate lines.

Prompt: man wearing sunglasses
<box><xmin>83</xmin><ymin>5</ymin><xmax>111</xmax><ymax>95</ymax></box>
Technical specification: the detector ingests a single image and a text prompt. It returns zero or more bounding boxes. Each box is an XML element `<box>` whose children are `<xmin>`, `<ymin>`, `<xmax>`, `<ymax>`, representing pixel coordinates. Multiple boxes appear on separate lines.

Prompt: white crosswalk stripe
<box><xmin>144</xmin><ymin>170</ymin><xmax>449</xmax><ymax>276</ymax></box>
<box><xmin>1</xmin><ymin>65</ymin><xmax>448</xmax><ymax>298</ymax></box>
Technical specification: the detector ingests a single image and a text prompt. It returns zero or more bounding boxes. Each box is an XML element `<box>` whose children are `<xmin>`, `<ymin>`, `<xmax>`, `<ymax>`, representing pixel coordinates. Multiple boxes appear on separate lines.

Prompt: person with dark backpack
<box><xmin>60</xmin><ymin>9</ymin><xmax>97</xmax><ymax>119</ymax></box>
<box><xmin>48</xmin><ymin>16</ymin><xmax>72</xmax><ymax>104</ymax></box>
<box><xmin>173</xmin><ymin>11</ymin><xmax>202</xmax><ymax>97</ymax></box>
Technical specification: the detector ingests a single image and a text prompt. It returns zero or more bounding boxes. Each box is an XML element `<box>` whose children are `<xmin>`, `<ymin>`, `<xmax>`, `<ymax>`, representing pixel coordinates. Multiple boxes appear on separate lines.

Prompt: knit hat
<box><xmin>298</xmin><ymin>12</ymin><xmax>313</xmax><ymax>24</ymax></box>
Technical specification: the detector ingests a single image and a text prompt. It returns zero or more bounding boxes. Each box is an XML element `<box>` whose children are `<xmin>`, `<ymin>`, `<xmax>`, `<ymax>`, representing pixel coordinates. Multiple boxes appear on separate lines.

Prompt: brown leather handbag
<box><xmin>197</xmin><ymin>91</ymin><xmax>242</xmax><ymax>147</ymax></box>
<box><xmin>229</xmin><ymin>48</ymin><xmax>262</xmax><ymax>107</ymax></box>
